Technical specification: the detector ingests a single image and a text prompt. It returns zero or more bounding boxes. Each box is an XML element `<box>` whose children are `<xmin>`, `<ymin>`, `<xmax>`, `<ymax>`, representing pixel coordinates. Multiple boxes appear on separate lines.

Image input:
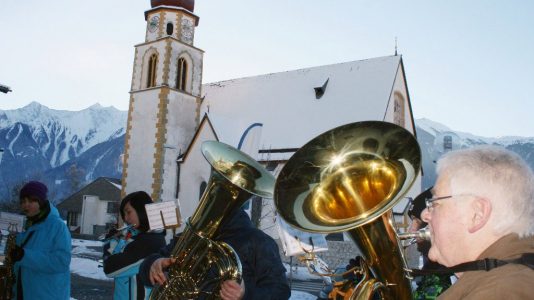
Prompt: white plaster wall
<box><xmin>123</xmin><ymin>90</ymin><xmax>160</xmax><ymax>195</ymax></box>
<box><xmin>384</xmin><ymin>64</ymin><xmax>422</xmax><ymax>198</ymax></box>
<box><xmin>175</xmin><ymin>125</ymin><xmax>217</xmax><ymax>233</ymax></box>
<box><xmin>81</xmin><ymin>195</ymin><xmax>99</xmax><ymax>235</ymax></box>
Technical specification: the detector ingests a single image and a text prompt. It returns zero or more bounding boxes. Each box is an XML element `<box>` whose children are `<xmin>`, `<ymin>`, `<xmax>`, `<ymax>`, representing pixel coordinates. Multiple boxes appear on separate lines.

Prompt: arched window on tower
<box><xmin>393</xmin><ymin>92</ymin><xmax>405</xmax><ymax>127</ymax></box>
<box><xmin>177</xmin><ymin>57</ymin><xmax>187</xmax><ymax>91</ymax></box>
<box><xmin>147</xmin><ymin>54</ymin><xmax>158</xmax><ymax>88</ymax></box>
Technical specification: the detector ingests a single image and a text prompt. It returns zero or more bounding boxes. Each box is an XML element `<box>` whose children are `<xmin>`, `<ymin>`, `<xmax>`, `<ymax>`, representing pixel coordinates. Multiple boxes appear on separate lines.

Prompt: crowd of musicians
<box><xmin>2</xmin><ymin>142</ymin><xmax>534</xmax><ymax>299</ymax></box>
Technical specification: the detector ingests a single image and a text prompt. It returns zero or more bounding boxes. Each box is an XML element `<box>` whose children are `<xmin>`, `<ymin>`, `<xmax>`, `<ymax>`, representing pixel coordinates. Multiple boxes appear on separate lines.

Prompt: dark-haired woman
<box><xmin>103</xmin><ymin>191</ymin><xmax>167</xmax><ymax>300</ymax></box>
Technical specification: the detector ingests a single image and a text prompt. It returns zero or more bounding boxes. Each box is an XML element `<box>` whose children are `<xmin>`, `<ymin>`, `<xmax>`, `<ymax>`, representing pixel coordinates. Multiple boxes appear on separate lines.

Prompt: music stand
<box><xmin>145</xmin><ymin>201</ymin><xmax>182</xmax><ymax>235</ymax></box>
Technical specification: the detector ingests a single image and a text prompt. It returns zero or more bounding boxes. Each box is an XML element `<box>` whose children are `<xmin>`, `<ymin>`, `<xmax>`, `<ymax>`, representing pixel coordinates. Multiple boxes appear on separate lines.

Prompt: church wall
<box><xmin>123</xmin><ymin>90</ymin><xmax>160</xmax><ymax>195</ymax></box>
<box><xmin>175</xmin><ymin>126</ymin><xmax>216</xmax><ymax>233</ymax></box>
<box><xmin>159</xmin><ymin>91</ymin><xmax>199</xmax><ymax>204</ymax></box>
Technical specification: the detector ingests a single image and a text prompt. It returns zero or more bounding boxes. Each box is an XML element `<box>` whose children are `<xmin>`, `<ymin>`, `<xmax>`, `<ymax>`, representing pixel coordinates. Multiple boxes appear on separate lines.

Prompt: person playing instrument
<box><xmin>11</xmin><ymin>181</ymin><xmax>71</xmax><ymax>299</ymax></box>
<box><xmin>139</xmin><ymin>206</ymin><xmax>291</xmax><ymax>300</ymax></box>
<box><xmin>103</xmin><ymin>191</ymin><xmax>166</xmax><ymax>300</ymax></box>
<box><xmin>407</xmin><ymin>187</ymin><xmax>451</xmax><ymax>299</ymax></box>
<box><xmin>421</xmin><ymin>145</ymin><xmax>534</xmax><ymax>299</ymax></box>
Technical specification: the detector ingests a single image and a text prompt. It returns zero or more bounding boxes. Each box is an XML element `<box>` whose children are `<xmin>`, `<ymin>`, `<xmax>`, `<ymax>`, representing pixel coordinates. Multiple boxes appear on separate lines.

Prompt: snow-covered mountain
<box><xmin>0</xmin><ymin>102</ymin><xmax>126</xmax><ymax>202</ymax></box>
<box><xmin>416</xmin><ymin>118</ymin><xmax>534</xmax><ymax>188</ymax></box>
<box><xmin>0</xmin><ymin>102</ymin><xmax>532</xmax><ymax>204</ymax></box>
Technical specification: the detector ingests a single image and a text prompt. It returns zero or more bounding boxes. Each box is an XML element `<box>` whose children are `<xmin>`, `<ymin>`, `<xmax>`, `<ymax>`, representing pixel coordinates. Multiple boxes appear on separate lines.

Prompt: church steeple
<box><xmin>145</xmin><ymin>0</ymin><xmax>199</xmax><ymax>45</ymax></box>
<box><xmin>121</xmin><ymin>1</ymin><xmax>204</xmax><ymax>202</ymax></box>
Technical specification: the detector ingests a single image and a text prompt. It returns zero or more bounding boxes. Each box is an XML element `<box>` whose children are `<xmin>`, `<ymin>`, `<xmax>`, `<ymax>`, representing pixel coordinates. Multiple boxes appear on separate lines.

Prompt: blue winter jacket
<box><xmin>14</xmin><ymin>203</ymin><xmax>71</xmax><ymax>300</ymax></box>
<box><xmin>103</xmin><ymin>230</ymin><xmax>166</xmax><ymax>300</ymax></box>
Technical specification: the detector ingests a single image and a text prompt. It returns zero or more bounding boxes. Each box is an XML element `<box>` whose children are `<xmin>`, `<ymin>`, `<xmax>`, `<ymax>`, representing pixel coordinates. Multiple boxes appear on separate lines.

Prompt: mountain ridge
<box><xmin>0</xmin><ymin>102</ymin><xmax>532</xmax><ymax>203</ymax></box>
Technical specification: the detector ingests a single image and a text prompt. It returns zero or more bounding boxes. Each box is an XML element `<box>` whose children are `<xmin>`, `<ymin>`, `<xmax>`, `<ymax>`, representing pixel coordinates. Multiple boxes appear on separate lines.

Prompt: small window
<box><xmin>443</xmin><ymin>136</ymin><xmax>453</xmax><ymax>152</ymax></box>
<box><xmin>67</xmin><ymin>211</ymin><xmax>78</xmax><ymax>227</ymax></box>
<box><xmin>176</xmin><ymin>57</ymin><xmax>187</xmax><ymax>91</ymax></box>
<box><xmin>393</xmin><ymin>93</ymin><xmax>405</xmax><ymax>127</ymax></box>
<box><xmin>166</xmin><ymin>23</ymin><xmax>174</xmax><ymax>35</ymax></box>
<box><xmin>107</xmin><ymin>202</ymin><xmax>119</xmax><ymax>214</ymax></box>
<box><xmin>147</xmin><ymin>54</ymin><xmax>158</xmax><ymax>88</ymax></box>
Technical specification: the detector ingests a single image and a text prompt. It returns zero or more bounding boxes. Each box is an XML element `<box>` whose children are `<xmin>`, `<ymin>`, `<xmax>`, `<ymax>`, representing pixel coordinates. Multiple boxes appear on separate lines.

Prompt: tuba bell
<box><xmin>274</xmin><ymin>121</ymin><xmax>421</xmax><ymax>300</ymax></box>
<box><xmin>150</xmin><ymin>140</ymin><xmax>275</xmax><ymax>300</ymax></box>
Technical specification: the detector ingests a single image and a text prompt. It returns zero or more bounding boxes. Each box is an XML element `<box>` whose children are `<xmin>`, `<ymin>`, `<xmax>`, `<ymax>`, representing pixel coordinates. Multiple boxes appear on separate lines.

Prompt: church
<box><xmin>121</xmin><ymin>0</ymin><xmax>422</xmax><ymax>258</ymax></box>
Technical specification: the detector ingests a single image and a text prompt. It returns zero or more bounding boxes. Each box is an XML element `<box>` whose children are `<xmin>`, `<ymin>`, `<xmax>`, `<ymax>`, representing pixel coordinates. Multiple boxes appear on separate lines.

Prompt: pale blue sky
<box><xmin>1</xmin><ymin>0</ymin><xmax>533</xmax><ymax>137</ymax></box>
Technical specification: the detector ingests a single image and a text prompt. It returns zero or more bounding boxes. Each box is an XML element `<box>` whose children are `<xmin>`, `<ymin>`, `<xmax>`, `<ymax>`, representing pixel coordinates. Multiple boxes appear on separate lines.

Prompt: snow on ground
<box><xmin>69</xmin><ymin>239</ymin><xmax>318</xmax><ymax>299</ymax></box>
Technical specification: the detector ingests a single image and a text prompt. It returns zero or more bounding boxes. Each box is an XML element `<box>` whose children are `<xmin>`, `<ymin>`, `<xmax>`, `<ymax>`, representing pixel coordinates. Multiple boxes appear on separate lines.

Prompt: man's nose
<box><xmin>421</xmin><ymin>208</ymin><xmax>431</xmax><ymax>222</ymax></box>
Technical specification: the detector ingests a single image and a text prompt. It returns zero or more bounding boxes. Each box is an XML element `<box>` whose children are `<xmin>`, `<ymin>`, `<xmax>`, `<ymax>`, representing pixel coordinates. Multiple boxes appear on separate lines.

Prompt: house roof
<box><xmin>200</xmin><ymin>55</ymin><xmax>403</xmax><ymax>151</ymax></box>
<box><xmin>57</xmin><ymin>177</ymin><xmax>122</xmax><ymax>213</ymax></box>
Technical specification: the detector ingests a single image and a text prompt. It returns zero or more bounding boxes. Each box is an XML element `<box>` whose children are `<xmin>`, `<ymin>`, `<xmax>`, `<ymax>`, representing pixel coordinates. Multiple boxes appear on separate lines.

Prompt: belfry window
<box><xmin>147</xmin><ymin>54</ymin><xmax>158</xmax><ymax>88</ymax></box>
<box><xmin>166</xmin><ymin>23</ymin><xmax>174</xmax><ymax>36</ymax></box>
<box><xmin>177</xmin><ymin>57</ymin><xmax>187</xmax><ymax>91</ymax></box>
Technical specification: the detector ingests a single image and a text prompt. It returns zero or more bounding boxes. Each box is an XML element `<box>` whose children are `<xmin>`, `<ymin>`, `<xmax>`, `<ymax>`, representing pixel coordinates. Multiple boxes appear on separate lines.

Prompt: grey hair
<box><xmin>436</xmin><ymin>145</ymin><xmax>534</xmax><ymax>237</ymax></box>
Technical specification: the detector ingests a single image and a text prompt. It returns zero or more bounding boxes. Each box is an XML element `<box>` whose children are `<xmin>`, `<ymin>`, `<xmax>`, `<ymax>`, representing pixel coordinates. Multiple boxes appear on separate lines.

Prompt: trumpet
<box><xmin>98</xmin><ymin>224</ymin><xmax>136</xmax><ymax>243</ymax></box>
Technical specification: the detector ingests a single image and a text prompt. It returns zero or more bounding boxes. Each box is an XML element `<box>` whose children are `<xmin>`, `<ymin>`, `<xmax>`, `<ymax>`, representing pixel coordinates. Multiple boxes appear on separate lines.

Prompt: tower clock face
<box><xmin>148</xmin><ymin>15</ymin><xmax>160</xmax><ymax>33</ymax></box>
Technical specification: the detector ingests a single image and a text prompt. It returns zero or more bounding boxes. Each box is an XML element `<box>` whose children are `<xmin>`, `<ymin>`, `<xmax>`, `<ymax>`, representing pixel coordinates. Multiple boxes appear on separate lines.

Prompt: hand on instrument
<box><xmin>149</xmin><ymin>257</ymin><xmax>176</xmax><ymax>286</ymax></box>
<box><xmin>220</xmin><ymin>279</ymin><xmax>245</xmax><ymax>300</ymax></box>
<box><xmin>104</xmin><ymin>227</ymin><xmax>119</xmax><ymax>239</ymax></box>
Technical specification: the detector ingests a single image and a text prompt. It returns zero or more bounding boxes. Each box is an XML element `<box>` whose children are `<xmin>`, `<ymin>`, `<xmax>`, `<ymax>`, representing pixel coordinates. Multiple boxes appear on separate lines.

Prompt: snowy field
<box><xmin>70</xmin><ymin>238</ymin><xmax>319</xmax><ymax>300</ymax></box>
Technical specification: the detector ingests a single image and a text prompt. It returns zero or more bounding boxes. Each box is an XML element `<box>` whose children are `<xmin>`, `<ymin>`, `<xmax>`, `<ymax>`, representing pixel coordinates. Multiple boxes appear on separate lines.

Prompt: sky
<box><xmin>1</xmin><ymin>0</ymin><xmax>533</xmax><ymax>138</ymax></box>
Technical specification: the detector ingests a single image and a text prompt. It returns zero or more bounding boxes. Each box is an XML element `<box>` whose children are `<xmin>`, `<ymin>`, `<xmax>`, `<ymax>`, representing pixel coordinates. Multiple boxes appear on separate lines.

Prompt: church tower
<box><xmin>121</xmin><ymin>0</ymin><xmax>203</xmax><ymax>202</ymax></box>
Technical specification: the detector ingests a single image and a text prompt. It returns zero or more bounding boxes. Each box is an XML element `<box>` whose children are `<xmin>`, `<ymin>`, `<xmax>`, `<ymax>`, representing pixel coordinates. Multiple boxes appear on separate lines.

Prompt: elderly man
<box><xmin>421</xmin><ymin>145</ymin><xmax>534</xmax><ymax>299</ymax></box>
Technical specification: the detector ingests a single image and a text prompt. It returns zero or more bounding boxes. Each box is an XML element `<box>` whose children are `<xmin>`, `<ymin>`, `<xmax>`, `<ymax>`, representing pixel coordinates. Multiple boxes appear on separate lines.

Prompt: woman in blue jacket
<box><xmin>11</xmin><ymin>181</ymin><xmax>71</xmax><ymax>300</ymax></box>
<box><xmin>103</xmin><ymin>191</ymin><xmax>166</xmax><ymax>300</ymax></box>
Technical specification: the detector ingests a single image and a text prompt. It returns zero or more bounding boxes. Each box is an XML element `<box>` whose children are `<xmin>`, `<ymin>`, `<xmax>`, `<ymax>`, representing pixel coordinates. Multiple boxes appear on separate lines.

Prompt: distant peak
<box><xmin>24</xmin><ymin>101</ymin><xmax>46</xmax><ymax>109</ymax></box>
<box><xmin>88</xmin><ymin>103</ymin><xmax>102</xmax><ymax>109</ymax></box>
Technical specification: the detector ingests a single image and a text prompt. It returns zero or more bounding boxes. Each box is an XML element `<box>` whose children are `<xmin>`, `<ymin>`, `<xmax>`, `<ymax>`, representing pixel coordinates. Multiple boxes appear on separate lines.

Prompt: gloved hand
<box><xmin>105</xmin><ymin>227</ymin><xmax>119</xmax><ymax>239</ymax></box>
<box><xmin>10</xmin><ymin>245</ymin><xmax>25</xmax><ymax>262</ymax></box>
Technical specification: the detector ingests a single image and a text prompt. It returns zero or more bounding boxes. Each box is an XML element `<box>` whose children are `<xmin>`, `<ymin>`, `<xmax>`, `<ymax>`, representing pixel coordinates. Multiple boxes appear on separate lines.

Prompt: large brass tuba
<box><xmin>150</xmin><ymin>140</ymin><xmax>275</xmax><ymax>300</ymax></box>
<box><xmin>274</xmin><ymin>121</ymin><xmax>421</xmax><ymax>300</ymax></box>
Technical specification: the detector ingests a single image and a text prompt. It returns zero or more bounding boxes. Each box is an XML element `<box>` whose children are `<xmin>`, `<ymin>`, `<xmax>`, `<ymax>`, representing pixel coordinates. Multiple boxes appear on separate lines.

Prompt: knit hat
<box><xmin>408</xmin><ymin>186</ymin><xmax>433</xmax><ymax>220</ymax></box>
<box><xmin>19</xmin><ymin>181</ymin><xmax>48</xmax><ymax>207</ymax></box>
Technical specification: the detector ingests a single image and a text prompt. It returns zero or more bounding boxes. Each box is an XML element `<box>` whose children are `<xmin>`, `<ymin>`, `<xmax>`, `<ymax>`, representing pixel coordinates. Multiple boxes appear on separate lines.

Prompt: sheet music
<box><xmin>145</xmin><ymin>201</ymin><xmax>179</xmax><ymax>230</ymax></box>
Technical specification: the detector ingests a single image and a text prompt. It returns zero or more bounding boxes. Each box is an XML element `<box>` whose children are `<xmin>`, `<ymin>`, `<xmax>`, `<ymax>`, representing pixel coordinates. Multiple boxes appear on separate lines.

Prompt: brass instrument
<box><xmin>150</xmin><ymin>140</ymin><xmax>275</xmax><ymax>300</ymax></box>
<box><xmin>1</xmin><ymin>225</ymin><xmax>19</xmax><ymax>300</ymax></box>
<box><xmin>274</xmin><ymin>121</ymin><xmax>421</xmax><ymax>300</ymax></box>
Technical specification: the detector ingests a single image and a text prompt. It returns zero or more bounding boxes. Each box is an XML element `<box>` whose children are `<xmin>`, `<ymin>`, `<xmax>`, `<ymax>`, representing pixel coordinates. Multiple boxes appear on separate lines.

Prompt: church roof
<box><xmin>200</xmin><ymin>55</ymin><xmax>403</xmax><ymax>151</ymax></box>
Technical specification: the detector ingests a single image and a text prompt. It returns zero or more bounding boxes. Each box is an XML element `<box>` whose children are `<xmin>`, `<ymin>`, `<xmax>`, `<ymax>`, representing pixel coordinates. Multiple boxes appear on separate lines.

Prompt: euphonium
<box><xmin>0</xmin><ymin>226</ymin><xmax>18</xmax><ymax>300</ymax></box>
<box><xmin>274</xmin><ymin>121</ymin><xmax>421</xmax><ymax>300</ymax></box>
<box><xmin>150</xmin><ymin>140</ymin><xmax>275</xmax><ymax>300</ymax></box>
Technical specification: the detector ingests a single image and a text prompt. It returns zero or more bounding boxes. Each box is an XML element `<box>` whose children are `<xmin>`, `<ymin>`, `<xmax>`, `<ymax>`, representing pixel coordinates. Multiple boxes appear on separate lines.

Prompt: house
<box><xmin>57</xmin><ymin>177</ymin><xmax>121</xmax><ymax>237</ymax></box>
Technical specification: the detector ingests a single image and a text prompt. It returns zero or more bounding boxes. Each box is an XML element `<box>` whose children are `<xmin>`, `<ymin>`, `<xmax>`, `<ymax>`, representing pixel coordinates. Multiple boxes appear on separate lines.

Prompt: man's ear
<box><xmin>468</xmin><ymin>197</ymin><xmax>492</xmax><ymax>233</ymax></box>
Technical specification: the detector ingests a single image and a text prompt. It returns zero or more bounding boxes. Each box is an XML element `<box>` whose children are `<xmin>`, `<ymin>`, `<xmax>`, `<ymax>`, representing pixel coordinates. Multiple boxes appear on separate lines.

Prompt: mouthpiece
<box><xmin>398</xmin><ymin>228</ymin><xmax>430</xmax><ymax>241</ymax></box>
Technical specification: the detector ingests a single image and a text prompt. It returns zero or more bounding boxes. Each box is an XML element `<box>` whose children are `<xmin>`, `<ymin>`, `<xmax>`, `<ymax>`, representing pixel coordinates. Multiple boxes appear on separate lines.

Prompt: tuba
<box><xmin>150</xmin><ymin>140</ymin><xmax>275</xmax><ymax>300</ymax></box>
<box><xmin>274</xmin><ymin>121</ymin><xmax>421</xmax><ymax>300</ymax></box>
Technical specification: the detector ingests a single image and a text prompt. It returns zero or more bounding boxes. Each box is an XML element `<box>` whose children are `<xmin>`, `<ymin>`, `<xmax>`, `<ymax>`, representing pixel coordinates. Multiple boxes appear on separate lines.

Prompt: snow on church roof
<box><xmin>200</xmin><ymin>55</ymin><xmax>402</xmax><ymax>150</ymax></box>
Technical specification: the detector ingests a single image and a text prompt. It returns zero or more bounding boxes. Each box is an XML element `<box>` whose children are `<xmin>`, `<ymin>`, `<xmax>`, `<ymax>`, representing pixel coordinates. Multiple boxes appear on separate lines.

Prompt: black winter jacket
<box><xmin>140</xmin><ymin>208</ymin><xmax>290</xmax><ymax>300</ymax></box>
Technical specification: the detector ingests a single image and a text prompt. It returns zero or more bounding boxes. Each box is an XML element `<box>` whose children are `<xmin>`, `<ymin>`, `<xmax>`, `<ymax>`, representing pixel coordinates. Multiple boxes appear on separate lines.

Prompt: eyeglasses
<box><xmin>425</xmin><ymin>195</ymin><xmax>453</xmax><ymax>212</ymax></box>
<box><xmin>425</xmin><ymin>194</ymin><xmax>476</xmax><ymax>212</ymax></box>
